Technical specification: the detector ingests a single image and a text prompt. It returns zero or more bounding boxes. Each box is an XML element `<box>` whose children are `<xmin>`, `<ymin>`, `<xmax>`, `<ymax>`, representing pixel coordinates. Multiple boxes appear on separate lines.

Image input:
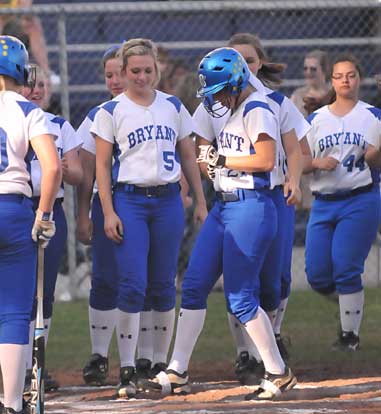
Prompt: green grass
<box><xmin>47</xmin><ymin>288</ymin><xmax>381</xmax><ymax>379</ymax></box>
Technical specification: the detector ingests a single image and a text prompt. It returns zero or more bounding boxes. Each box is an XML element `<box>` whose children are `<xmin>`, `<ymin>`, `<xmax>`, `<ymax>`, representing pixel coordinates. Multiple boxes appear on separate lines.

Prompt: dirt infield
<box><xmin>44</xmin><ymin>363</ymin><xmax>381</xmax><ymax>414</ymax></box>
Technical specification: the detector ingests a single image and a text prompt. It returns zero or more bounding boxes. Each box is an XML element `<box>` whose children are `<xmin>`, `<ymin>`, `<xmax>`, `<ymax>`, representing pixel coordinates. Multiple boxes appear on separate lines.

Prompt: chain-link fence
<box><xmin>1</xmin><ymin>0</ymin><xmax>381</xmax><ymax>298</ymax></box>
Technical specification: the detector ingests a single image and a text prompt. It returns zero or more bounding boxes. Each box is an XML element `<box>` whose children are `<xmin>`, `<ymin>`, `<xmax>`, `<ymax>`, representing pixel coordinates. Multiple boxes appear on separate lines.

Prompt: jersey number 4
<box><xmin>0</xmin><ymin>128</ymin><xmax>9</xmax><ymax>173</ymax></box>
<box><xmin>342</xmin><ymin>154</ymin><xmax>365</xmax><ymax>172</ymax></box>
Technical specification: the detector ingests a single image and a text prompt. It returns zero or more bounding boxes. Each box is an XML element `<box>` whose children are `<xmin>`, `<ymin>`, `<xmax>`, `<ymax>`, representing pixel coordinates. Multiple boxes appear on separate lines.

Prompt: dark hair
<box><xmin>305</xmin><ymin>49</ymin><xmax>331</xmax><ymax>82</ymax></box>
<box><xmin>228</xmin><ymin>32</ymin><xmax>286</xmax><ymax>88</ymax></box>
<box><xmin>304</xmin><ymin>53</ymin><xmax>362</xmax><ymax>114</ymax></box>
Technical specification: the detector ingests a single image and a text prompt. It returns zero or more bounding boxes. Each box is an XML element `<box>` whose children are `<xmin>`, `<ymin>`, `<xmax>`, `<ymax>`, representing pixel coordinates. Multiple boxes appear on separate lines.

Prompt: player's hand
<box><xmin>104</xmin><ymin>212</ymin><xmax>124</xmax><ymax>243</ymax></box>
<box><xmin>193</xmin><ymin>201</ymin><xmax>208</xmax><ymax>226</ymax></box>
<box><xmin>314</xmin><ymin>156</ymin><xmax>339</xmax><ymax>171</ymax></box>
<box><xmin>32</xmin><ymin>210</ymin><xmax>56</xmax><ymax>248</ymax></box>
<box><xmin>206</xmin><ymin>164</ymin><xmax>216</xmax><ymax>181</ymax></box>
<box><xmin>283</xmin><ymin>181</ymin><xmax>302</xmax><ymax>206</ymax></box>
<box><xmin>76</xmin><ymin>215</ymin><xmax>93</xmax><ymax>245</ymax></box>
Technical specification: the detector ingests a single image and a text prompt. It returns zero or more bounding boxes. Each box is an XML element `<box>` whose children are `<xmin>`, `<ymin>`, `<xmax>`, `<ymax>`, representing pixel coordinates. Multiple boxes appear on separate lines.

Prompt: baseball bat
<box><xmin>30</xmin><ymin>243</ymin><xmax>45</xmax><ymax>414</ymax></box>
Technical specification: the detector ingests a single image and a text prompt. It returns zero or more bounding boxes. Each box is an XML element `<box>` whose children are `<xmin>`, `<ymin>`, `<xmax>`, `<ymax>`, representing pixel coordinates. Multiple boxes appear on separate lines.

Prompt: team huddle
<box><xmin>0</xmin><ymin>31</ymin><xmax>380</xmax><ymax>414</ymax></box>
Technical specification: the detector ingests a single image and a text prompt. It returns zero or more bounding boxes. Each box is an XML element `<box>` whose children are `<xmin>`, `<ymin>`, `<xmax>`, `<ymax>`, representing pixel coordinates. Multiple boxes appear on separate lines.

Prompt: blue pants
<box><xmin>0</xmin><ymin>196</ymin><xmax>36</xmax><ymax>344</ymax></box>
<box><xmin>182</xmin><ymin>190</ymin><xmax>277</xmax><ymax>324</ymax></box>
<box><xmin>113</xmin><ymin>188</ymin><xmax>184</xmax><ymax>313</ymax></box>
<box><xmin>259</xmin><ymin>187</ymin><xmax>288</xmax><ymax>311</ymax></box>
<box><xmin>305</xmin><ymin>189</ymin><xmax>379</xmax><ymax>294</ymax></box>
<box><xmin>31</xmin><ymin>199</ymin><xmax>67</xmax><ymax>319</ymax></box>
<box><xmin>90</xmin><ymin>193</ymin><xmax>119</xmax><ymax>311</ymax></box>
<box><xmin>281</xmin><ymin>204</ymin><xmax>295</xmax><ymax>300</ymax></box>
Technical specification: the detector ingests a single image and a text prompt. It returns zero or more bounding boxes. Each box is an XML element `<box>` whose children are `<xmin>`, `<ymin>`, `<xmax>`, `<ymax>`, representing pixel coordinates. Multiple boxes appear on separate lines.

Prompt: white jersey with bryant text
<box><xmin>91</xmin><ymin>91</ymin><xmax>193</xmax><ymax>186</ymax></box>
<box><xmin>30</xmin><ymin>112</ymin><xmax>83</xmax><ymax>197</ymax></box>
<box><xmin>0</xmin><ymin>91</ymin><xmax>56</xmax><ymax>197</ymax></box>
<box><xmin>211</xmin><ymin>90</ymin><xmax>278</xmax><ymax>192</ymax></box>
<box><xmin>306</xmin><ymin>101</ymin><xmax>381</xmax><ymax>194</ymax></box>
<box><xmin>193</xmin><ymin>74</ymin><xmax>310</xmax><ymax>188</ymax></box>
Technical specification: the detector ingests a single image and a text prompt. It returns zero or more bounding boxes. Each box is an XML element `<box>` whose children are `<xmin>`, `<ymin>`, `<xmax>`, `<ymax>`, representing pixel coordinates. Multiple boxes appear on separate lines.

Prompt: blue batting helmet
<box><xmin>0</xmin><ymin>35</ymin><xmax>29</xmax><ymax>85</ymax></box>
<box><xmin>197</xmin><ymin>47</ymin><xmax>249</xmax><ymax>98</ymax></box>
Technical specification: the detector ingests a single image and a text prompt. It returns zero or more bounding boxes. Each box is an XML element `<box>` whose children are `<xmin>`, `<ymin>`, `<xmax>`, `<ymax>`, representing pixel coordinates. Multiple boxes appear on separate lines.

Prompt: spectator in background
<box><xmin>0</xmin><ymin>0</ymin><xmax>56</xmax><ymax>84</ymax></box>
<box><xmin>291</xmin><ymin>50</ymin><xmax>331</xmax><ymax>211</ymax></box>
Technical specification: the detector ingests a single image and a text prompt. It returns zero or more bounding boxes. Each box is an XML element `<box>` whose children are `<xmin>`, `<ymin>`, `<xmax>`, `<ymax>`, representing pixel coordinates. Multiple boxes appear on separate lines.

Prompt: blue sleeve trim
<box><xmin>51</xmin><ymin>116</ymin><xmax>66</xmax><ymax>129</ymax></box>
<box><xmin>166</xmin><ymin>96</ymin><xmax>182</xmax><ymax>113</ymax></box>
<box><xmin>102</xmin><ymin>101</ymin><xmax>119</xmax><ymax>115</ymax></box>
<box><xmin>243</xmin><ymin>101</ymin><xmax>274</xmax><ymax>117</ymax></box>
<box><xmin>306</xmin><ymin>112</ymin><xmax>318</xmax><ymax>124</ymax></box>
<box><xmin>16</xmin><ymin>101</ymin><xmax>39</xmax><ymax>117</ymax></box>
<box><xmin>266</xmin><ymin>91</ymin><xmax>285</xmax><ymax>106</ymax></box>
<box><xmin>87</xmin><ymin>106</ymin><xmax>101</xmax><ymax>122</ymax></box>
<box><xmin>367</xmin><ymin>106</ymin><xmax>381</xmax><ymax>121</ymax></box>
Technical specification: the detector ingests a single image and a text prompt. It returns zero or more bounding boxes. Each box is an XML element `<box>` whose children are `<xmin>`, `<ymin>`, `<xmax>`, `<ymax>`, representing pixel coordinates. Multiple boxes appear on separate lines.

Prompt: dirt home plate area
<box><xmin>42</xmin><ymin>374</ymin><xmax>381</xmax><ymax>414</ymax></box>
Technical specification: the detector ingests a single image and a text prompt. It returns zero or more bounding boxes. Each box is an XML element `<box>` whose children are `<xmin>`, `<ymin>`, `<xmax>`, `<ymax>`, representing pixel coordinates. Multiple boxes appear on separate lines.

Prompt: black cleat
<box><xmin>117</xmin><ymin>366</ymin><xmax>137</xmax><ymax>398</ymax></box>
<box><xmin>332</xmin><ymin>331</ymin><xmax>360</xmax><ymax>351</ymax></box>
<box><xmin>151</xmin><ymin>362</ymin><xmax>168</xmax><ymax>377</ymax></box>
<box><xmin>235</xmin><ymin>351</ymin><xmax>264</xmax><ymax>386</ymax></box>
<box><xmin>135</xmin><ymin>358</ymin><xmax>152</xmax><ymax>390</ymax></box>
<box><xmin>82</xmin><ymin>353</ymin><xmax>109</xmax><ymax>386</ymax></box>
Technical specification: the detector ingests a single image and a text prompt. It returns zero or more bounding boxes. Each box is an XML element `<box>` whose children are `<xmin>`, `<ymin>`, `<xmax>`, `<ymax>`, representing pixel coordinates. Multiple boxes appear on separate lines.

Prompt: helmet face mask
<box><xmin>0</xmin><ymin>35</ymin><xmax>29</xmax><ymax>86</ymax></box>
<box><xmin>197</xmin><ymin>47</ymin><xmax>250</xmax><ymax>117</ymax></box>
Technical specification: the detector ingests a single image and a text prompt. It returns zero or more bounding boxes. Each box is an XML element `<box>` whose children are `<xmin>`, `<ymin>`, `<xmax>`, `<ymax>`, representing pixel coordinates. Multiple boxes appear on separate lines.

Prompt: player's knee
<box><xmin>311</xmin><ymin>283</ymin><xmax>336</xmax><ymax>296</ymax></box>
<box><xmin>151</xmin><ymin>288</ymin><xmax>176</xmax><ymax>312</ymax></box>
<box><xmin>181</xmin><ymin>286</ymin><xmax>208</xmax><ymax>309</ymax></box>
<box><xmin>228</xmin><ymin>297</ymin><xmax>260</xmax><ymax>325</ymax></box>
<box><xmin>335</xmin><ymin>275</ymin><xmax>362</xmax><ymax>295</ymax></box>
<box><xmin>90</xmin><ymin>279</ymin><xmax>118</xmax><ymax>310</ymax></box>
<box><xmin>118</xmin><ymin>287</ymin><xmax>145</xmax><ymax>313</ymax></box>
<box><xmin>260</xmin><ymin>288</ymin><xmax>281</xmax><ymax>312</ymax></box>
<box><xmin>0</xmin><ymin>314</ymin><xmax>30</xmax><ymax>344</ymax></box>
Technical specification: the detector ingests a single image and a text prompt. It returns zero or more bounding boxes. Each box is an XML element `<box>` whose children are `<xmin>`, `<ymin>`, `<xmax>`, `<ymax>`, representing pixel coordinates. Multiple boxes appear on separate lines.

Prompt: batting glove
<box><xmin>32</xmin><ymin>210</ymin><xmax>56</xmax><ymax>248</ymax></box>
<box><xmin>197</xmin><ymin>145</ymin><xmax>226</xmax><ymax>167</ymax></box>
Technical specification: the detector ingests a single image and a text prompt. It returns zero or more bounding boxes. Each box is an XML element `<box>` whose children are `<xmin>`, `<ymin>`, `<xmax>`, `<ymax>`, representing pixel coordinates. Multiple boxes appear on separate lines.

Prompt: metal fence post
<box><xmin>57</xmin><ymin>8</ymin><xmax>78</xmax><ymax>299</ymax></box>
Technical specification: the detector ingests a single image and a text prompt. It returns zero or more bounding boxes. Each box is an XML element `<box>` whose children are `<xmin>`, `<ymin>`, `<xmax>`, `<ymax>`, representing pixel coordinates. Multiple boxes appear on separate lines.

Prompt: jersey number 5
<box><xmin>0</xmin><ymin>128</ymin><xmax>9</xmax><ymax>173</ymax></box>
<box><xmin>163</xmin><ymin>151</ymin><xmax>175</xmax><ymax>171</ymax></box>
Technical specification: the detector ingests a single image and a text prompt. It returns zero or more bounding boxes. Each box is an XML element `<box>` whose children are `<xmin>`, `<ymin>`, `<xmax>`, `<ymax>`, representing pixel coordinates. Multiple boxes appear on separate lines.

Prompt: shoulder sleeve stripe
<box><xmin>102</xmin><ymin>101</ymin><xmax>119</xmax><ymax>115</ymax></box>
<box><xmin>267</xmin><ymin>91</ymin><xmax>285</xmax><ymax>106</ymax></box>
<box><xmin>16</xmin><ymin>100</ymin><xmax>39</xmax><ymax>117</ymax></box>
<box><xmin>51</xmin><ymin>116</ymin><xmax>66</xmax><ymax>129</ymax></box>
<box><xmin>367</xmin><ymin>106</ymin><xmax>381</xmax><ymax>121</ymax></box>
<box><xmin>87</xmin><ymin>106</ymin><xmax>100</xmax><ymax>122</ymax></box>
<box><xmin>306</xmin><ymin>112</ymin><xmax>318</xmax><ymax>124</ymax></box>
<box><xmin>243</xmin><ymin>101</ymin><xmax>274</xmax><ymax>117</ymax></box>
<box><xmin>167</xmin><ymin>96</ymin><xmax>182</xmax><ymax>113</ymax></box>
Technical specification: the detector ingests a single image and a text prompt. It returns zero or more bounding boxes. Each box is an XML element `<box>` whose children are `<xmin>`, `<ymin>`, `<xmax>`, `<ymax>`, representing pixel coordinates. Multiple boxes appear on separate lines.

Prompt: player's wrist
<box><xmin>36</xmin><ymin>209</ymin><xmax>53</xmax><ymax>222</ymax></box>
<box><xmin>215</xmin><ymin>154</ymin><xmax>226</xmax><ymax>167</ymax></box>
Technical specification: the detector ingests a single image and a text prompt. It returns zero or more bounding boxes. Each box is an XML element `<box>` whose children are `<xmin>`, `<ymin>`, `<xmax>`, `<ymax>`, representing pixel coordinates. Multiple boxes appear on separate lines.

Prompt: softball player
<box><xmin>77</xmin><ymin>44</ymin><xmax>127</xmax><ymax>386</ymax></box>
<box><xmin>145</xmin><ymin>47</ymin><xmax>296</xmax><ymax>401</ymax></box>
<box><xmin>91</xmin><ymin>38</ymin><xmax>207</xmax><ymax>398</ymax></box>
<box><xmin>305</xmin><ymin>53</ymin><xmax>380</xmax><ymax>350</ymax></box>
<box><xmin>0</xmin><ymin>35</ymin><xmax>61</xmax><ymax>414</ymax></box>
<box><xmin>22</xmin><ymin>64</ymin><xmax>83</xmax><ymax>392</ymax></box>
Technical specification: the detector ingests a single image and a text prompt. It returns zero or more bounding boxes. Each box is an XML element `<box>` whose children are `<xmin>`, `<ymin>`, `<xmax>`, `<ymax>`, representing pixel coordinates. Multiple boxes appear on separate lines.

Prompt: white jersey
<box><xmin>193</xmin><ymin>77</ymin><xmax>310</xmax><ymax>188</ymax></box>
<box><xmin>211</xmin><ymin>90</ymin><xmax>278</xmax><ymax>192</ymax></box>
<box><xmin>306</xmin><ymin>101</ymin><xmax>381</xmax><ymax>194</ymax></box>
<box><xmin>0</xmin><ymin>91</ymin><xmax>56</xmax><ymax>197</ymax></box>
<box><xmin>30</xmin><ymin>113</ymin><xmax>82</xmax><ymax>197</ymax></box>
<box><xmin>91</xmin><ymin>91</ymin><xmax>193</xmax><ymax>186</ymax></box>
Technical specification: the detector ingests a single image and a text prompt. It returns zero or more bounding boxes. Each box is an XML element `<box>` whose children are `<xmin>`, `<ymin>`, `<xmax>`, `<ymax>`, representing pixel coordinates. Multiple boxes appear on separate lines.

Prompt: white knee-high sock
<box><xmin>152</xmin><ymin>309</ymin><xmax>175</xmax><ymax>365</ymax></box>
<box><xmin>168</xmin><ymin>308</ymin><xmax>206</xmax><ymax>374</ymax></box>
<box><xmin>339</xmin><ymin>290</ymin><xmax>364</xmax><ymax>335</ymax></box>
<box><xmin>244</xmin><ymin>307</ymin><xmax>285</xmax><ymax>375</ymax></box>
<box><xmin>273</xmin><ymin>298</ymin><xmax>289</xmax><ymax>335</ymax></box>
<box><xmin>89</xmin><ymin>307</ymin><xmax>117</xmax><ymax>357</ymax></box>
<box><xmin>137</xmin><ymin>310</ymin><xmax>153</xmax><ymax>361</ymax></box>
<box><xmin>0</xmin><ymin>344</ymin><xmax>27</xmax><ymax>412</ymax></box>
<box><xmin>25</xmin><ymin>321</ymin><xmax>36</xmax><ymax>370</ymax></box>
<box><xmin>116</xmin><ymin>310</ymin><xmax>140</xmax><ymax>367</ymax></box>
<box><xmin>227</xmin><ymin>312</ymin><xmax>262</xmax><ymax>362</ymax></box>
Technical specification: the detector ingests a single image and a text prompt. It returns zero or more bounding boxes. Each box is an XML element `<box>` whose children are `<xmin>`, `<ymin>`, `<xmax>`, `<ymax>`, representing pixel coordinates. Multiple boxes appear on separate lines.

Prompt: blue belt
<box><xmin>115</xmin><ymin>182</ymin><xmax>180</xmax><ymax>198</ymax></box>
<box><xmin>216</xmin><ymin>188</ymin><xmax>261</xmax><ymax>202</ymax></box>
<box><xmin>0</xmin><ymin>194</ymin><xmax>27</xmax><ymax>203</ymax></box>
<box><xmin>313</xmin><ymin>183</ymin><xmax>373</xmax><ymax>201</ymax></box>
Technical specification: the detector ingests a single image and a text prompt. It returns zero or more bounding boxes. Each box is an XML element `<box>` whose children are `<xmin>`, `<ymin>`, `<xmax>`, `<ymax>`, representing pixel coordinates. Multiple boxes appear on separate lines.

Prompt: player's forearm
<box><xmin>300</xmin><ymin>137</ymin><xmax>313</xmax><ymax>173</ymax></box>
<box><xmin>38</xmin><ymin>167</ymin><xmax>62</xmax><ymax>212</ymax></box>
<box><xmin>96</xmin><ymin>162</ymin><xmax>114</xmax><ymax>217</ymax></box>
<box><xmin>365</xmin><ymin>146</ymin><xmax>381</xmax><ymax>168</ymax></box>
<box><xmin>181</xmin><ymin>157</ymin><xmax>206</xmax><ymax>204</ymax></box>
<box><xmin>282</xmin><ymin>131</ymin><xmax>303</xmax><ymax>186</ymax></box>
<box><xmin>225</xmin><ymin>154</ymin><xmax>275</xmax><ymax>173</ymax></box>
<box><xmin>63</xmin><ymin>150</ymin><xmax>83</xmax><ymax>186</ymax></box>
